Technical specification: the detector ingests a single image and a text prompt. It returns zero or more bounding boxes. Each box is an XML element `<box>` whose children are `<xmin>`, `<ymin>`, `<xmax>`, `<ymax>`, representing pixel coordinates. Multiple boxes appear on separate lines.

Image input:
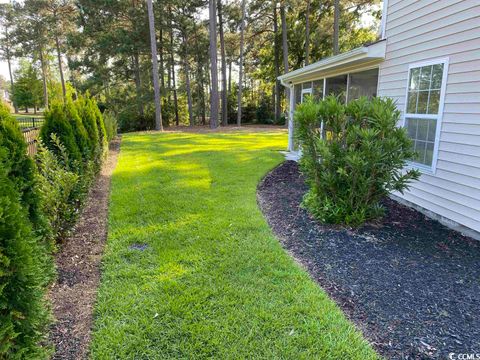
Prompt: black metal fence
<box><xmin>16</xmin><ymin>117</ymin><xmax>44</xmax><ymax>129</ymax></box>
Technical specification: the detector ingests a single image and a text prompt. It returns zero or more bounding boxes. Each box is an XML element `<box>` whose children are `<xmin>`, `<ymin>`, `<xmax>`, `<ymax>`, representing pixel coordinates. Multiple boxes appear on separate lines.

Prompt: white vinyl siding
<box><xmin>377</xmin><ymin>0</ymin><xmax>480</xmax><ymax>234</ymax></box>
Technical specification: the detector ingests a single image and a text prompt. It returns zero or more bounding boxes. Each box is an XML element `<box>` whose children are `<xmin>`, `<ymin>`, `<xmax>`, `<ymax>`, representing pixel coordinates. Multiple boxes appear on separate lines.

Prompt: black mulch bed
<box><xmin>257</xmin><ymin>161</ymin><xmax>480</xmax><ymax>359</ymax></box>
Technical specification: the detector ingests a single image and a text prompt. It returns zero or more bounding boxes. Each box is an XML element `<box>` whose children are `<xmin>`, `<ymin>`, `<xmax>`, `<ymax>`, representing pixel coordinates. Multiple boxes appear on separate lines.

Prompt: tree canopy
<box><xmin>2</xmin><ymin>0</ymin><xmax>381</xmax><ymax>127</ymax></box>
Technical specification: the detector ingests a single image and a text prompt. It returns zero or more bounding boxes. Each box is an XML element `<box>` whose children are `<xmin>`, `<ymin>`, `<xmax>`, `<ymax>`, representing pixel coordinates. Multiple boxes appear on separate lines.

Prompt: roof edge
<box><xmin>279</xmin><ymin>40</ymin><xmax>386</xmax><ymax>85</ymax></box>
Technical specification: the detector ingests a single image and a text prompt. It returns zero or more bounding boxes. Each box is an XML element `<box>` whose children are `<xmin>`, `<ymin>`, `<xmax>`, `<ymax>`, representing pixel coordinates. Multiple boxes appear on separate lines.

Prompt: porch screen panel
<box><xmin>347</xmin><ymin>68</ymin><xmax>379</xmax><ymax>101</ymax></box>
<box><xmin>325</xmin><ymin>75</ymin><xmax>347</xmax><ymax>102</ymax></box>
<box><xmin>294</xmin><ymin>84</ymin><xmax>302</xmax><ymax>109</ymax></box>
<box><xmin>313</xmin><ymin>80</ymin><xmax>324</xmax><ymax>101</ymax></box>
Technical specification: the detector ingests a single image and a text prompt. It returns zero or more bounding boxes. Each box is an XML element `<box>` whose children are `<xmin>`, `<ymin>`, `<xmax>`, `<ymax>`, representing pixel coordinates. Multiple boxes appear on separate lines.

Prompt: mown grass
<box><xmin>90</xmin><ymin>129</ymin><xmax>378</xmax><ymax>359</ymax></box>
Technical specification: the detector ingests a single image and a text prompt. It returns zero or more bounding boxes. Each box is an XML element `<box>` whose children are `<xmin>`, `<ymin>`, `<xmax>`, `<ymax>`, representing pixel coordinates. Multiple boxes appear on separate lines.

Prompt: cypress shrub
<box><xmin>0</xmin><ymin>168</ymin><xmax>52</xmax><ymax>358</ymax></box>
<box><xmin>0</xmin><ymin>104</ymin><xmax>53</xmax><ymax>358</ymax></box>
<box><xmin>76</xmin><ymin>95</ymin><xmax>99</xmax><ymax>161</ymax></box>
<box><xmin>0</xmin><ymin>103</ymin><xmax>41</xmax><ymax>227</ymax></box>
<box><xmin>92</xmin><ymin>98</ymin><xmax>107</xmax><ymax>156</ymax></box>
<box><xmin>103</xmin><ymin>111</ymin><xmax>118</xmax><ymax>142</ymax></box>
<box><xmin>65</xmin><ymin>99</ymin><xmax>90</xmax><ymax>161</ymax></box>
<box><xmin>40</xmin><ymin>103</ymin><xmax>81</xmax><ymax>170</ymax></box>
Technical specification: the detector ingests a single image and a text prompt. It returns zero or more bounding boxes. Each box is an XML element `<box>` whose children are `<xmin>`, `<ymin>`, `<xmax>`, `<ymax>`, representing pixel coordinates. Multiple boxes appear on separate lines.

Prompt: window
<box><xmin>301</xmin><ymin>88</ymin><xmax>312</xmax><ymax>103</ymax></box>
<box><xmin>313</xmin><ymin>80</ymin><xmax>324</xmax><ymax>101</ymax></box>
<box><xmin>325</xmin><ymin>75</ymin><xmax>347</xmax><ymax>102</ymax></box>
<box><xmin>347</xmin><ymin>68</ymin><xmax>379</xmax><ymax>101</ymax></box>
<box><xmin>404</xmin><ymin>59</ymin><xmax>448</xmax><ymax>170</ymax></box>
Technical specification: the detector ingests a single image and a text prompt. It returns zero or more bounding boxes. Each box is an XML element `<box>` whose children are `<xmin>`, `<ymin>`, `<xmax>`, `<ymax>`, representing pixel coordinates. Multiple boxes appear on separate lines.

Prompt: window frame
<box><xmin>301</xmin><ymin>87</ymin><xmax>312</xmax><ymax>103</ymax></box>
<box><xmin>402</xmin><ymin>57</ymin><xmax>449</xmax><ymax>174</ymax></box>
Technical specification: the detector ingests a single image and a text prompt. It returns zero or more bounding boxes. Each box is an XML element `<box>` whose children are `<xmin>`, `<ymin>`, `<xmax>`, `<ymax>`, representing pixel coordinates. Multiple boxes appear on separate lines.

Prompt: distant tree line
<box><xmin>0</xmin><ymin>0</ymin><xmax>381</xmax><ymax>128</ymax></box>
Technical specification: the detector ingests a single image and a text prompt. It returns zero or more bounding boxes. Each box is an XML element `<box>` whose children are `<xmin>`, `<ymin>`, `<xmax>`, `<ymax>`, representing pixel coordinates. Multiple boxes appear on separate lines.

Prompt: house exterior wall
<box><xmin>377</xmin><ymin>0</ymin><xmax>480</xmax><ymax>234</ymax></box>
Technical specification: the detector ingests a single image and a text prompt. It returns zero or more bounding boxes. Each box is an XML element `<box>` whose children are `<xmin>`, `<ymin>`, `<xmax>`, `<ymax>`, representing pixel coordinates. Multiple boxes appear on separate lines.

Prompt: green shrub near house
<box><xmin>295</xmin><ymin>96</ymin><xmax>420</xmax><ymax>226</ymax></box>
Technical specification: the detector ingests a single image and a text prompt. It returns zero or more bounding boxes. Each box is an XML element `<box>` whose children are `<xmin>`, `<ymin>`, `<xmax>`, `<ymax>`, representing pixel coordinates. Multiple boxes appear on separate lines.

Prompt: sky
<box><xmin>0</xmin><ymin>0</ymin><xmax>12</xmax><ymax>80</ymax></box>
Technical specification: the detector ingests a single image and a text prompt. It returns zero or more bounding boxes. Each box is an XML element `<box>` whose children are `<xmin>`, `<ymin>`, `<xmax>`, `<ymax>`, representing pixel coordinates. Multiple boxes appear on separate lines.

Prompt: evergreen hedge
<box><xmin>40</xmin><ymin>103</ymin><xmax>81</xmax><ymax>170</ymax></box>
<box><xmin>0</xmin><ymin>102</ymin><xmax>53</xmax><ymax>358</ymax></box>
<box><xmin>65</xmin><ymin>99</ymin><xmax>90</xmax><ymax>161</ymax></box>
<box><xmin>0</xmin><ymin>95</ymin><xmax>110</xmax><ymax>357</ymax></box>
<box><xmin>76</xmin><ymin>95</ymin><xmax>99</xmax><ymax>162</ymax></box>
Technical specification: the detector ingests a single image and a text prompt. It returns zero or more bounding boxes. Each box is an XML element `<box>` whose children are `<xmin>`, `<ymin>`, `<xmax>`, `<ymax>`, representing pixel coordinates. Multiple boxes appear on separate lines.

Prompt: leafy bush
<box><xmin>255</xmin><ymin>97</ymin><xmax>274</xmax><ymax>124</ymax></box>
<box><xmin>36</xmin><ymin>137</ymin><xmax>80</xmax><ymax>241</ymax></box>
<box><xmin>103</xmin><ymin>111</ymin><xmax>118</xmax><ymax>142</ymax></box>
<box><xmin>0</xmin><ymin>105</ymin><xmax>53</xmax><ymax>358</ymax></box>
<box><xmin>295</xmin><ymin>96</ymin><xmax>420</xmax><ymax>225</ymax></box>
<box><xmin>40</xmin><ymin>103</ymin><xmax>81</xmax><ymax>169</ymax></box>
<box><xmin>118</xmin><ymin>111</ymin><xmax>155</xmax><ymax>132</ymax></box>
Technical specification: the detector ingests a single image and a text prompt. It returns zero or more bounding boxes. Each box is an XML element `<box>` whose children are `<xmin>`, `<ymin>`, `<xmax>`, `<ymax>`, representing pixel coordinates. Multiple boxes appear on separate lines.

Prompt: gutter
<box><xmin>278</xmin><ymin>46</ymin><xmax>368</xmax><ymax>84</ymax></box>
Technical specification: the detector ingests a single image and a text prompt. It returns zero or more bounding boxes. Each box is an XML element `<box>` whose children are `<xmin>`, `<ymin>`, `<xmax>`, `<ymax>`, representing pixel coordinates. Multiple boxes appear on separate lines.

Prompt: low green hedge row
<box><xmin>0</xmin><ymin>95</ymin><xmax>116</xmax><ymax>358</ymax></box>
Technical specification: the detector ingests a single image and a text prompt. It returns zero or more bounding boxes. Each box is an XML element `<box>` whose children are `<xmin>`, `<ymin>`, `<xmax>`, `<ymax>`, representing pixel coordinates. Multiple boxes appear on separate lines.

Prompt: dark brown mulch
<box><xmin>48</xmin><ymin>138</ymin><xmax>121</xmax><ymax>360</ymax></box>
<box><xmin>257</xmin><ymin>161</ymin><xmax>480</xmax><ymax>360</ymax></box>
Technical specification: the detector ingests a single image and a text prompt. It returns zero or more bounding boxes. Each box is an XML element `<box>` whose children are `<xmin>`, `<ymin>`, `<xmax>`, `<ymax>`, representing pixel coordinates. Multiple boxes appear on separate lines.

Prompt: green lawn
<box><xmin>91</xmin><ymin>129</ymin><xmax>378</xmax><ymax>359</ymax></box>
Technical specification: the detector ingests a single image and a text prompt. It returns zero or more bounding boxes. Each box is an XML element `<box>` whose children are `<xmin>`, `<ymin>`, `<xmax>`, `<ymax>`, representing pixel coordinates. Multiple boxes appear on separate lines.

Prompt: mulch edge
<box><xmin>256</xmin><ymin>160</ymin><xmax>480</xmax><ymax>359</ymax></box>
<box><xmin>47</xmin><ymin>137</ymin><xmax>121</xmax><ymax>360</ymax></box>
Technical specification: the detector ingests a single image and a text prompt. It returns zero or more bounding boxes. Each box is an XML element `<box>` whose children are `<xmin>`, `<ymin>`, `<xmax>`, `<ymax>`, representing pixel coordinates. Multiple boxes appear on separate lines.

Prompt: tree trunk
<box><xmin>147</xmin><ymin>0</ymin><xmax>163</xmax><ymax>131</ymax></box>
<box><xmin>169</xmin><ymin>10</ymin><xmax>179</xmax><ymax>126</ymax></box>
<box><xmin>183</xmin><ymin>33</ymin><xmax>194</xmax><ymax>127</ymax></box>
<box><xmin>228</xmin><ymin>60</ymin><xmax>232</xmax><ymax>95</ymax></box>
<box><xmin>159</xmin><ymin>27</ymin><xmax>165</xmax><ymax>90</ymax></box>
<box><xmin>280</xmin><ymin>1</ymin><xmax>290</xmax><ymax>117</ymax></box>
<box><xmin>333</xmin><ymin>0</ymin><xmax>340</xmax><ymax>55</ymax></box>
<box><xmin>133</xmin><ymin>52</ymin><xmax>145</xmax><ymax>116</ymax></box>
<box><xmin>39</xmin><ymin>48</ymin><xmax>49</xmax><ymax>109</ymax></box>
<box><xmin>305</xmin><ymin>0</ymin><xmax>311</xmax><ymax>65</ymax></box>
<box><xmin>6</xmin><ymin>56</ymin><xmax>17</xmax><ymax>113</ymax></box>
<box><xmin>218</xmin><ymin>0</ymin><xmax>228</xmax><ymax>126</ymax></box>
<box><xmin>193</xmin><ymin>23</ymin><xmax>206</xmax><ymax>126</ymax></box>
<box><xmin>55</xmin><ymin>33</ymin><xmax>67</xmax><ymax>102</ymax></box>
<box><xmin>237</xmin><ymin>0</ymin><xmax>247</xmax><ymax>126</ymax></box>
<box><xmin>273</xmin><ymin>1</ymin><xmax>281</xmax><ymax>122</ymax></box>
<box><xmin>209</xmin><ymin>0</ymin><xmax>219</xmax><ymax>129</ymax></box>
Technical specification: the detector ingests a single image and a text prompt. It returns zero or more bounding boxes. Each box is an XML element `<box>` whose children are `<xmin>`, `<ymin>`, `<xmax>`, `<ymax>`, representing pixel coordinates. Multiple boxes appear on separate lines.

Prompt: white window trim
<box><xmin>402</xmin><ymin>57</ymin><xmax>449</xmax><ymax>174</ymax></box>
<box><xmin>301</xmin><ymin>88</ymin><xmax>312</xmax><ymax>102</ymax></box>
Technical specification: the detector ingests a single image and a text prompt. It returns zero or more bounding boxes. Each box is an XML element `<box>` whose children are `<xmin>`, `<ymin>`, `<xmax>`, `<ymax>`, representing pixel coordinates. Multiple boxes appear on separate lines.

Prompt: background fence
<box><xmin>16</xmin><ymin>117</ymin><xmax>45</xmax><ymax>129</ymax></box>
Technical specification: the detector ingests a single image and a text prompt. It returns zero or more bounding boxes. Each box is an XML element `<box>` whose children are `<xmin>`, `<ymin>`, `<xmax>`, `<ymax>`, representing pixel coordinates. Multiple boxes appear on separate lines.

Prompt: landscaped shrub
<box><xmin>36</xmin><ymin>137</ymin><xmax>80</xmax><ymax>241</ymax></box>
<box><xmin>295</xmin><ymin>96</ymin><xmax>420</xmax><ymax>225</ymax></box>
<box><xmin>0</xmin><ymin>104</ymin><xmax>40</xmax><ymax>223</ymax></box>
<box><xmin>0</xmin><ymin>105</ymin><xmax>53</xmax><ymax>358</ymax></box>
<box><xmin>40</xmin><ymin>103</ymin><xmax>82</xmax><ymax>170</ymax></box>
<box><xmin>92</xmin><ymin>98</ymin><xmax>107</xmax><ymax>157</ymax></box>
<box><xmin>103</xmin><ymin>111</ymin><xmax>118</xmax><ymax>142</ymax></box>
<box><xmin>0</xmin><ymin>167</ymin><xmax>52</xmax><ymax>359</ymax></box>
<box><xmin>76</xmin><ymin>95</ymin><xmax>101</xmax><ymax>163</ymax></box>
<box><xmin>65</xmin><ymin>99</ymin><xmax>90</xmax><ymax>160</ymax></box>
